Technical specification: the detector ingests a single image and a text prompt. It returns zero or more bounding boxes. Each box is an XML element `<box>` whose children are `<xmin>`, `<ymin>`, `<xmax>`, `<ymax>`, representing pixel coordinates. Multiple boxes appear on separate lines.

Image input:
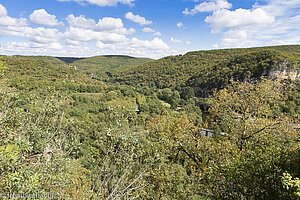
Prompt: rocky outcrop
<box><xmin>265</xmin><ymin>61</ymin><xmax>300</xmax><ymax>81</ymax></box>
<box><xmin>193</xmin><ymin>60</ymin><xmax>300</xmax><ymax>97</ymax></box>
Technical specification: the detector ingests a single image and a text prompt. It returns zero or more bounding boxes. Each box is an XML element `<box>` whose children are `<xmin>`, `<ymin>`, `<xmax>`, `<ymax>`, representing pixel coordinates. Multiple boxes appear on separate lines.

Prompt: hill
<box><xmin>111</xmin><ymin>45</ymin><xmax>300</xmax><ymax>88</ymax></box>
<box><xmin>56</xmin><ymin>57</ymin><xmax>86</xmax><ymax>63</ymax></box>
<box><xmin>71</xmin><ymin>56</ymin><xmax>153</xmax><ymax>81</ymax></box>
<box><xmin>0</xmin><ymin>46</ymin><xmax>299</xmax><ymax>200</ymax></box>
<box><xmin>187</xmin><ymin>49</ymin><xmax>299</xmax><ymax>96</ymax></box>
<box><xmin>1</xmin><ymin>55</ymin><xmax>104</xmax><ymax>93</ymax></box>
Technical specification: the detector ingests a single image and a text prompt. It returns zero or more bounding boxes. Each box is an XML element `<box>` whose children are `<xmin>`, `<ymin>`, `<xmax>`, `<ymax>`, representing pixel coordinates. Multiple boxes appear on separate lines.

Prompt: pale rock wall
<box><xmin>266</xmin><ymin>61</ymin><xmax>300</xmax><ymax>81</ymax></box>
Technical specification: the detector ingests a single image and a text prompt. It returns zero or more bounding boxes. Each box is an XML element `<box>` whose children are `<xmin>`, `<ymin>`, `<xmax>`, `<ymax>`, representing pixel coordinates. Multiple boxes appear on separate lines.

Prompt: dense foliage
<box><xmin>187</xmin><ymin>50</ymin><xmax>295</xmax><ymax>96</ymax></box>
<box><xmin>0</xmin><ymin>45</ymin><xmax>299</xmax><ymax>199</ymax></box>
<box><xmin>112</xmin><ymin>46</ymin><xmax>300</xmax><ymax>89</ymax></box>
<box><xmin>72</xmin><ymin>56</ymin><xmax>152</xmax><ymax>82</ymax></box>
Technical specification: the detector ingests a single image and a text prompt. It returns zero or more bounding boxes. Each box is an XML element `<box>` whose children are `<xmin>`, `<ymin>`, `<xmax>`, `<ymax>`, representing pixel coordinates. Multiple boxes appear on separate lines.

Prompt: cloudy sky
<box><xmin>0</xmin><ymin>0</ymin><xmax>300</xmax><ymax>58</ymax></box>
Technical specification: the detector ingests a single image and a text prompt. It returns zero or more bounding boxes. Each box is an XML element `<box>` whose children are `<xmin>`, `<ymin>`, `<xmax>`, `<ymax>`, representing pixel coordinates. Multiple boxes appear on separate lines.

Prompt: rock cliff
<box><xmin>266</xmin><ymin>61</ymin><xmax>300</xmax><ymax>81</ymax></box>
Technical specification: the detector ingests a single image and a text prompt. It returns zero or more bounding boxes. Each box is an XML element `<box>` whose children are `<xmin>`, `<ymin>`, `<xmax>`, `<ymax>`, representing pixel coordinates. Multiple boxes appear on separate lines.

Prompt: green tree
<box><xmin>0</xmin><ymin>85</ymin><xmax>92</xmax><ymax>199</ymax></box>
<box><xmin>206</xmin><ymin>79</ymin><xmax>299</xmax><ymax>199</ymax></box>
<box><xmin>209</xmin><ymin>79</ymin><xmax>287</xmax><ymax>149</ymax></box>
<box><xmin>181</xmin><ymin>86</ymin><xmax>195</xmax><ymax>100</ymax></box>
<box><xmin>146</xmin><ymin>111</ymin><xmax>210</xmax><ymax>199</ymax></box>
<box><xmin>282</xmin><ymin>172</ymin><xmax>300</xmax><ymax>199</ymax></box>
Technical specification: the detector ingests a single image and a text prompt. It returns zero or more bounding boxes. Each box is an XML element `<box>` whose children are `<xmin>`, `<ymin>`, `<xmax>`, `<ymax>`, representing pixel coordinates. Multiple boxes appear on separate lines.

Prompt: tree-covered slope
<box><xmin>112</xmin><ymin>45</ymin><xmax>300</xmax><ymax>88</ymax></box>
<box><xmin>1</xmin><ymin>55</ymin><xmax>105</xmax><ymax>93</ymax></box>
<box><xmin>7</xmin><ymin>55</ymin><xmax>67</xmax><ymax>65</ymax></box>
<box><xmin>187</xmin><ymin>49</ymin><xmax>299</xmax><ymax>96</ymax></box>
<box><xmin>71</xmin><ymin>55</ymin><xmax>153</xmax><ymax>81</ymax></box>
<box><xmin>0</xmin><ymin>47</ymin><xmax>299</xmax><ymax>199</ymax></box>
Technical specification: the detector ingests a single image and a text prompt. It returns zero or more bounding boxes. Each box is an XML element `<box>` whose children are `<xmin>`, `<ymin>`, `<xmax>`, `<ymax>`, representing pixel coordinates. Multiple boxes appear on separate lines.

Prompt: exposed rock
<box><xmin>266</xmin><ymin>61</ymin><xmax>300</xmax><ymax>81</ymax></box>
<box><xmin>193</xmin><ymin>60</ymin><xmax>300</xmax><ymax>97</ymax></box>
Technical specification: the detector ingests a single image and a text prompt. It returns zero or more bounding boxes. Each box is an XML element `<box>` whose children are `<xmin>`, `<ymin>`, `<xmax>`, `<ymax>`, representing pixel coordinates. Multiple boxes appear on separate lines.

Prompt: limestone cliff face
<box><xmin>193</xmin><ymin>60</ymin><xmax>300</xmax><ymax>97</ymax></box>
<box><xmin>266</xmin><ymin>61</ymin><xmax>300</xmax><ymax>81</ymax></box>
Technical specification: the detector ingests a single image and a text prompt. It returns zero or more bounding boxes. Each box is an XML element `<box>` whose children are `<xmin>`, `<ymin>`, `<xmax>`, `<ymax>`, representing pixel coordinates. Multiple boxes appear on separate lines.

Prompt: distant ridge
<box><xmin>111</xmin><ymin>45</ymin><xmax>300</xmax><ymax>89</ymax></box>
<box><xmin>56</xmin><ymin>55</ymin><xmax>136</xmax><ymax>64</ymax></box>
<box><xmin>56</xmin><ymin>57</ymin><xmax>86</xmax><ymax>63</ymax></box>
<box><xmin>102</xmin><ymin>55</ymin><xmax>135</xmax><ymax>58</ymax></box>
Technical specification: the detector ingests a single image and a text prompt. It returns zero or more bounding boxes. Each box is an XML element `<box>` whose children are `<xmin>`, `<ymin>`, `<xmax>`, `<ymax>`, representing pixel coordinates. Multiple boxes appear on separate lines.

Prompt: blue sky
<box><xmin>0</xmin><ymin>0</ymin><xmax>300</xmax><ymax>58</ymax></box>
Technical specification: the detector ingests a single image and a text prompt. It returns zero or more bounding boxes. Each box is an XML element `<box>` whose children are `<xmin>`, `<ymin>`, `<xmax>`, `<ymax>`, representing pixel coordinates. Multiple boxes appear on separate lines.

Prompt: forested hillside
<box><xmin>112</xmin><ymin>45</ymin><xmax>300</xmax><ymax>88</ymax></box>
<box><xmin>187</xmin><ymin>49</ymin><xmax>299</xmax><ymax>96</ymax></box>
<box><xmin>1</xmin><ymin>55</ymin><xmax>105</xmax><ymax>93</ymax></box>
<box><xmin>71</xmin><ymin>56</ymin><xmax>152</xmax><ymax>81</ymax></box>
<box><xmin>0</xmin><ymin>45</ymin><xmax>299</xmax><ymax>199</ymax></box>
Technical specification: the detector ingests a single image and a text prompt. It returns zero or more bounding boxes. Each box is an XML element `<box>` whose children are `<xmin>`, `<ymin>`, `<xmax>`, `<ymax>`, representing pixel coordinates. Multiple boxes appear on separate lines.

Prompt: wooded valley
<box><xmin>0</xmin><ymin>45</ymin><xmax>299</xmax><ymax>199</ymax></box>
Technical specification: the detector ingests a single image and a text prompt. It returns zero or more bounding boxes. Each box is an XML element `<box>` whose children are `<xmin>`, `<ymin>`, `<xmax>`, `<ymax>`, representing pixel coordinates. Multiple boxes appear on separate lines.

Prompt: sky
<box><xmin>0</xmin><ymin>0</ymin><xmax>300</xmax><ymax>59</ymax></box>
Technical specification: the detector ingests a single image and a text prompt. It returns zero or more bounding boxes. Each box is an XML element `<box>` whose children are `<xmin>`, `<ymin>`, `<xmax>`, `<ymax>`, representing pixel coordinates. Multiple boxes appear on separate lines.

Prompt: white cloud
<box><xmin>170</xmin><ymin>37</ymin><xmax>182</xmax><ymax>43</ymax></box>
<box><xmin>0</xmin><ymin>4</ymin><xmax>8</xmax><ymax>16</ymax></box>
<box><xmin>0</xmin><ymin>16</ymin><xmax>27</xmax><ymax>27</ymax></box>
<box><xmin>207</xmin><ymin>1</ymin><xmax>300</xmax><ymax>48</ymax></box>
<box><xmin>131</xmin><ymin>37</ymin><xmax>170</xmax><ymax>50</ymax></box>
<box><xmin>57</xmin><ymin>0</ymin><xmax>134</xmax><ymax>7</ymax></box>
<box><xmin>0</xmin><ymin>4</ymin><xmax>173</xmax><ymax>58</ymax></box>
<box><xmin>95</xmin><ymin>17</ymin><xmax>135</xmax><ymax>35</ymax></box>
<box><xmin>96</xmin><ymin>37</ymin><xmax>171</xmax><ymax>58</ymax></box>
<box><xmin>62</xmin><ymin>18</ymin><xmax>170</xmax><ymax>57</ymax></box>
<box><xmin>220</xmin><ymin>14</ymin><xmax>300</xmax><ymax>48</ymax></box>
<box><xmin>212</xmin><ymin>44</ymin><xmax>219</xmax><ymax>48</ymax></box>
<box><xmin>142</xmin><ymin>27</ymin><xmax>155</xmax><ymax>33</ymax></box>
<box><xmin>63</xmin><ymin>27</ymin><xmax>95</xmax><ymax>42</ymax></box>
<box><xmin>183</xmin><ymin>0</ymin><xmax>232</xmax><ymax>15</ymax></box>
<box><xmin>63</xmin><ymin>13</ymin><xmax>168</xmax><ymax>57</ymax></box>
<box><xmin>0</xmin><ymin>4</ymin><xmax>27</xmax><ymax>27</ymax></box>
<box><xmin>177</xmin><ymin>22</ymin><xmax>184</xmax><ymax>28</ymax></box>
<box><xmin>64</xmin><ymin>26</ymin><xmax>128</xmax><ymax>43</ymax></box>
<box><xmin>222</xmin><ymin>30</ymin><xmax>248</xmax><ymax>47</ymax></box>
<box><xmin>96</xmin><ymin>17</ymin><xmax>135</xmax><ymax>34</ymax></box>
<box><xmin>99</xmin><ymin>33</ymin><xmax>129</xmax><ymax>44</ymax></box>
<box><xmin>0</xmin><ymin>26</ymin><xmax>62</xmax><ymax>44</ymax></box>
<box><xmin>27</xmin><ymin>27</ymin><xmax>62</xmax><ymax>43</ymax></box>
<box><xmin>30</xmin><ymin>41</ymin><xmax>63</xmax><ymax>50</ymax></box>
<box><xmin>181</xmin><ymin>0</ymin><xmax>300</xmax><ymax>49</ymax></box>
<box><xmin>66</xmin><ymin>14</ymin><xmax>96</xmax><ymax>29</ymax></box>
<box><xmin>205</xmin><ymin>8</ymin><xmax>275</xmax><ymax>33</ymax></box>
<box><xmin>153</xmin><ymin>31</ymin><xmax>162</xmax><ymax>36</ymax></box>
<box><xmin>29</xmin><ymin>9</ymin><xmax>61</xmax><ymax>26</ymax></box>
<box><xmin>253</xmin><ymin>0</ymin><xmax>300</xmax><ymax>16</ymax></box>
<box><xmin>1</xmin><ymin>41</ymin><xmax>73</xmax><ymax>57</ymax></box>
<box><xmin>0</xmin><ymin>6</ymin><xmax>60</xmax><ymax>44</ymax></box>
<box><xmin>125</xmin><ymin>12</ymin><xmax>153</xmax><ymax>26</ymax></box>
<box><xmin>66</xmin><ymin>15</ymin><xmax>135</xmax><ymax>35</ymax></box>
<box><xmin>186</xmin><ymin>40</ymin><xmax>192</xmax><ymax>45</ymax></box>
<box><xmin>97</xmin><ymin>37</ymin><xmax>169</xmax><ymax>51</ymax></box>
<box><xmin>97</xmin><ymin>17</ymin><xmax>124</xmax><ymax>31</ymax></box>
